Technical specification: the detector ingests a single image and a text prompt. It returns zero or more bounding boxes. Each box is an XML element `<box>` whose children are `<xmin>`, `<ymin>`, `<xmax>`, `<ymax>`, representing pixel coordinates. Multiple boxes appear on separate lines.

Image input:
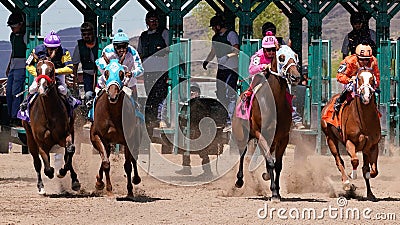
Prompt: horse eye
<box><xmin>119</xmin><ymin>70</ymin><xmax>124</xmax><ymax>79</ymax></box>
<box><xmin>279</xmin><ymin>55</ymin><xmax>285</xmax><ymax>62</ymax></box>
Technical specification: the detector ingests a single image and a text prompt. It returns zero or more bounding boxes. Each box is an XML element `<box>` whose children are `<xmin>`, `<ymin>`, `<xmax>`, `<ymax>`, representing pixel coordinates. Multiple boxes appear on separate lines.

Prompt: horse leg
<box><xmin>369</xmin><ymin>144</ymin><xmax>379</xmax><ymax>179</ymax></box>
<box><xmin>25</xmin><ymin>126</ymin><xmax>45</xmax><ymax>194</ymax></box>
<box><xmin>254</xmin><ymin>131</ymin><xmax>277</xmax><ymax>200</ymax></box>
<box><xmin>235</xmin><ymin>146</ymin><xmax>247</xmax><ymax>188</ymax></box>
<box><xmin>200</xmin><ymin>152</ymin><xmax>212</xmax><ymax>176</ymax></box>
<box><xmin>104</xmin><ymin>144</ymin><xmax>113</xmax><ymax>193</ymax></box>
<box><xmin>91</xmin><ymin>134</ymin><xmax>109</xmax><ymax>191</ymax></box>
<box><xmin>61</xmin><ymin>140</ymin><xmax>81</xmax><ymax>191</ymax></box>
<box><xmin>273</xmin><ymin>137</ymin><xmax>289</xmax><ymax>202</ymax></box>
<box><xmin>346</xmin><ymin>140</ymin><xmax>359</xmax><ymax>180</ymax></box>
<box><xmin>362</xmin><ymin>152</ymin><xmax>377</xmax><ymax>201</ymax></box>
<box><xmin>123</xmin><ymin>146</ymin><xmax>134</xmax><ymax>197</ymax></box>
<box><xmin>38</xmin><ymin>147</ymin><xmax>54</xmax><ymax>179</ymax></box>
<box><xmin>327</xmin><ymin>137</ymin><xmax>349</xmax><ymax>189</ymax></box>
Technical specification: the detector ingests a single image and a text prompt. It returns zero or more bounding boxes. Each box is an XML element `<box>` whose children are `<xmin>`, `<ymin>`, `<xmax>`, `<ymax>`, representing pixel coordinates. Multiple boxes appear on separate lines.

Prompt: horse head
<box><xmin>355</xmin><ymin>67</ymin><xmax>376</xmax><ymax>104</ymax></box>
<box><xmin>273</xmin><ymin>44</ymin><xmax>301</xmax><ymax>85</ymax></box>
<box><xmin>104</xmin><ymin>58</ymin><xmax>126</xmax><ymax>103</ymax></box>
<box><xmin>36</xmin><ymin>59</ymin><xmax>56</xmax><ymax>95</ymax></box>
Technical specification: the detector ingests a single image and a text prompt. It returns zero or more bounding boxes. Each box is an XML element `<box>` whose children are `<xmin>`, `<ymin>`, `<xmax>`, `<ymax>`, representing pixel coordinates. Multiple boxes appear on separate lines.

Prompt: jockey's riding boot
<box><xmin>20</xmin><ymin>98</ymin><xmax>29</xmax><ymax>111</ymax></box>
<box><xmin>334</xmin><ymin>89</ymin><xmax>349</xmax><ymax>112</ymax></box>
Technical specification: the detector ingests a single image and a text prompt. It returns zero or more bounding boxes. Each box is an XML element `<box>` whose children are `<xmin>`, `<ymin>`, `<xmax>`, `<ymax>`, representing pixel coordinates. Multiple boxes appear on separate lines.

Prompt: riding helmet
<box><xmin>44</xmin><ymin>31</ymin><xmax>61</xmax><ymax>48</ymax></box>
<box><xmin>112</xmin><ymin>29</ymin><xmax>129</xmax><ymax>44</ymax></box>
<box><xmin>262</xmin><ymin>33</ymin><xmax>277</xmax><ymax>48</ymax></box>
<box><xmin>356</xmin><ymin>44</ymin><xmax>373</xmax><ymax>59</ymax></box>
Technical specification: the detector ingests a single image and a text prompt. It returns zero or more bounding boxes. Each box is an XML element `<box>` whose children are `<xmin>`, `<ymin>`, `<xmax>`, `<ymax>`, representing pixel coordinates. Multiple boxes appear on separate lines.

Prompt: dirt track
<box><xmin>1</xmin><ymin>138</ymin><xmax>400</xmax><ymax>225</ymax></box>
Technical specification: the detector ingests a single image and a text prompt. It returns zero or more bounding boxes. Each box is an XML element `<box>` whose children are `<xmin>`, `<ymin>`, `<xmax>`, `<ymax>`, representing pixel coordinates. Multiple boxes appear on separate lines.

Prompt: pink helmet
<box><xmin>262</xmin><ymin>31</ymin><xmax>277</xmax><ymax>48</ymax></box>
<box><xmin>44</xmin><ymin>31</ymin><xmax>61</xmax><ymax>48</ymax></box>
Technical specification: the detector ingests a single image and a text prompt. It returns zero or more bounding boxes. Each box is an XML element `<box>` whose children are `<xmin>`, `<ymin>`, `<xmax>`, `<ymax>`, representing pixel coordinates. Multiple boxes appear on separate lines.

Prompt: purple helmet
<box><xmin>44</xmin><ymin>31</ymin><xmax>61</xmax><ymax>48</ymax></box>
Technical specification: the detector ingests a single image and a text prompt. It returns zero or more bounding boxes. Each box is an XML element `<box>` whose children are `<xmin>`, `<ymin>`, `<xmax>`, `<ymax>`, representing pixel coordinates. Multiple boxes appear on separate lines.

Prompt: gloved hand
<box><xmin>262</xmin><ymin>64</ymin><xmax>271</xmax><ymax>72</ymax></box>
<box><xmin>219</xmin><ymin>55</ymin><xmax>229</xmax><ymax>65</ymax></box>
<box><xmin>202</xmin><ymin>61</ymin><xmax>209</xmax><ymax>70</ymax></box>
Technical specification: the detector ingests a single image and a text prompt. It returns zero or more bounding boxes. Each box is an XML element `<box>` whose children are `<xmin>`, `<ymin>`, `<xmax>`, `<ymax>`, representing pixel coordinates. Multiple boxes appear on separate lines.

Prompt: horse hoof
<box><xmin>349</xmin><ymin>170</ymin><xmax>357</xmax><ymax>180</ymax></box>
<box><xmin>72</xmin><ymin>181</ymin><xmax>81</xmax><ymax>191</ymax></box>
<box><xmin>38</xmin><ymin>188</ymin><xmax>46</xmax><ymax>195</ymax></box>
<box><xmin>235</xmin><ymin>179</ymin><xmax>244</xmax><ymax>188</ymax></box>
<box><xmin>106</xmin><ymin>185</ymin><xmax>112</xmax><ymax>192</ymax></box>
<box><xmin>132</xmin><ymin>176</ymin><xmax>141</xmax><ymax>185</ymax></box>
<box><xmin>57</xmin><ymin>168</ymin><xmax>67</xmax><ymax>178</ymax></box>
<box><xmin>343</xmin><ymin>180</ymin><xmax>351</xmax><ymax>191</ymax></box>
<box><xmin>367</xmin><ymin>193</ymin><xmax>377</xmax><ymax>202</ymax></box>
<box><xmin>271</xmin><ymin>195</ymin><xmax>281</xmax><ymax>203</ymax></box>
<box><xmin>45</xmin><ymin>167</ymin><xmax>55</xmax><ymax>179</ymax></box>
<box><xmin>262</xmin><ymin>172</ymin><xmax>270</xmax><ymax>181</ymax></box>
<box><xmin>95</xmin><ymin>181</ymin><xmax>105</xmax><ymax>190</ymax></box>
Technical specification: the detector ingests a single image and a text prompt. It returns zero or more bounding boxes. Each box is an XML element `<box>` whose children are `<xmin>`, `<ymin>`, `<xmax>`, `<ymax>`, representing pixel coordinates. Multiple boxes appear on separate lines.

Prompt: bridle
<box><xmin>269</xmin><ymin>45</ymin><xmax>300</xmax><ymax>84</ymax></box>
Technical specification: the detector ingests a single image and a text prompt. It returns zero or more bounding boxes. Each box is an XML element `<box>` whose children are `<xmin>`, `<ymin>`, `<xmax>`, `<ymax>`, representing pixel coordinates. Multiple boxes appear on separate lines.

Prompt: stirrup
<box><xmin>20</xmin><ymin>101</ymin><xmax>28</xmax><ymax>111</ymax></box>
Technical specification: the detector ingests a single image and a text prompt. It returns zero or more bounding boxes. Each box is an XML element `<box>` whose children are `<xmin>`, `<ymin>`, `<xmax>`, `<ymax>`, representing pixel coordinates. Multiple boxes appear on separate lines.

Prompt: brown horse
<box><xmin>232</xmin><ymin>44</ymin><xmax>300</xmax><ymax>201</ymax></box>
<box><xmin>22</xmin><ymin>59</ymin><xmax>80</xmax><ymax>194</ymax></box>
<box><xmin>321</xmin><ymin>67</ymin><xmax>380</xmax><ymax>201</ymax></box>
<box><xmin>90</xmin><ymin>58</ymin><xmax>142</xmax><ymax>196</ymax></box>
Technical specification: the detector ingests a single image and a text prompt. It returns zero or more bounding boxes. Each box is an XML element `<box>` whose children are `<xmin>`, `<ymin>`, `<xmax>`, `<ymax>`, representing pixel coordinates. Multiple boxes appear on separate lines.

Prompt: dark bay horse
<box><xmin>321</xmin><ymin>67</ymin><xmax>380</xmax><ymax>201</ymax></box>
<box><xmin>90</xmin><ymin>58</ymin><xmax>142</xmax><ymax>196</ymax></box>
<box><xmin>22</xmin><ymin>59</ymin><xmax>80</xmax><ymax>194</ymax></box>
<box><xmin>232</xmin><ymin>44</ymin><xmax>300</xmax><ymax>201</ymax></box>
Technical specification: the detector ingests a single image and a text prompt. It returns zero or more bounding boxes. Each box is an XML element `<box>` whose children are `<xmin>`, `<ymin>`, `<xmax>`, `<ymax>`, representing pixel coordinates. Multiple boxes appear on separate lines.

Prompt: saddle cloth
<box><xmin>17</xmin><ymin>94</ymin><xmax>80</xmax><ymax>122</ymax></box>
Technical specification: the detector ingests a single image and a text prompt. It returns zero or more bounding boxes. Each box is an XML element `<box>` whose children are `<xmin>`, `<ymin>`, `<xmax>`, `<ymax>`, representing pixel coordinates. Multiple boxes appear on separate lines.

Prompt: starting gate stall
<box><xmin>293</xmin><ymin>39</ymin><xmax>331</xmax><ymax>155</ymax></box>
<box><xmin>238</xmin><ymin>39</ymin><xmax>261</xmax><ymax>92</ymax></box>
<box><xmin>153</xmin><ymin>38</ymin><xmax>192</xmax><ymax>154</ymax></box>
<box><xmin>378</xmin><ymin>40</ymin><xmax>391</xmax><ymax>155</ymax></box>
<box><xmin>391</xmin><ymin>40</ymin><xmax>400</xmax><ymax>148</ymax></box>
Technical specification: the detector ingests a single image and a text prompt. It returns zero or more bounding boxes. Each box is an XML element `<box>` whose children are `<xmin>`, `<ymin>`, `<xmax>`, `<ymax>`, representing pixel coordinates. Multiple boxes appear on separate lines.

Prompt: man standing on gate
<box><xmin>6</xmin><ymin>12</ymin><xmax>26</xmax><ymax>127</ymax></box>
<box><xmin>341</xmin><ymin>11</ymin><xmax>376</xmax><ymax>59</ymax></box>
<box><xmin>72</xmin><ymin>22</ymin><xmax>98</xmax><ymax>129</ymax></box>
<box><xmin>137</xmin><ymin>10</ymin><xmax>169</xmax><ymax>133</ymax></box>
<box><xmin>203</xmin><ymin>15</ymin><xmax>239</xmax><ymax>132</ymax></box>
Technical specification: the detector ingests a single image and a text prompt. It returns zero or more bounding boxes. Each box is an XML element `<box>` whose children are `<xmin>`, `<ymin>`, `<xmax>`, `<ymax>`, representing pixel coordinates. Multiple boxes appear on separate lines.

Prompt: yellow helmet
<box><xmin>355</xmin><ymin>44</ymin><xmax>372</xmax><ymax>58</ymax></box>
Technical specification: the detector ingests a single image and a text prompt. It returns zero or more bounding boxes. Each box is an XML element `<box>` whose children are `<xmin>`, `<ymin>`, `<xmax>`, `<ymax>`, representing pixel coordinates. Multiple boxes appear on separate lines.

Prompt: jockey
<box><xmin>95</xmin><ymin>29</ymin><xmax>144</xmax><ymax>99</ymax></box>
<box><xmin>334</xmin><ymin>43</ymin><xmax>380</xmax><ymax>112</ymax></box>
<box><xmin>21</xmin><ymin>31</ymin><xmax>74</xmax><ymax>110</ymax></box>
<box><xmin>242</xmin><ymin>32</ymin><xmax>277</xmax><ymax>102</ymax></box>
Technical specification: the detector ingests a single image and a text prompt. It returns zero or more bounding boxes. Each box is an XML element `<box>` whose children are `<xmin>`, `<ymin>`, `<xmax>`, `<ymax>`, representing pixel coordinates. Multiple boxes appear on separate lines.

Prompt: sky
<box><xmin>0</xmin><ymin>0</ymin><xmax>148</xmax><ymax>41</ymax></box>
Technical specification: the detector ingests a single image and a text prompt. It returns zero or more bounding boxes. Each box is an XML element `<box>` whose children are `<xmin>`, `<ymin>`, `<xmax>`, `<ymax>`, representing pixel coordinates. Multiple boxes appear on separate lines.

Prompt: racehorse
<box><xmin>90</xmin><ymin>58</ymin><xmax>142</xmax><ymax>196</ymax></box>
<box><xmin>22</xmin><ymin>59</ymin><xmax>80</xmax><ymax>194</ymax></box>
<box><xmin>232</xmin><ymin>44</ymin><xmax>300</xmax><ymax>201</ymax></box>
<box><xmin>321</xmin><ymin>67</ymin><xmax>380</xmax><ymax>201</ymax></box>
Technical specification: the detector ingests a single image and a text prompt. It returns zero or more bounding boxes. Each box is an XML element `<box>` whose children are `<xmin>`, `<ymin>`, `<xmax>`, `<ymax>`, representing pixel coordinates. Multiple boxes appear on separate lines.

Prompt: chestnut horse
<box><xmin>232</xmin><ymin>44</ymin><xmax>300</xmax><ymax>201</ymax></box>
<box><xmin>321</xmin><ymin>67</ymin><xmax>380</xmax><ymax>201</ymax></box>
<box><xmin>22</xmin><ymin>59</ymin><xmax>80</xmax><ymax>194</ymax></box>
<box><xmin>90</xmin><ymin>58</ymin><xmax>142</xmax><ymax>196</ymax></box>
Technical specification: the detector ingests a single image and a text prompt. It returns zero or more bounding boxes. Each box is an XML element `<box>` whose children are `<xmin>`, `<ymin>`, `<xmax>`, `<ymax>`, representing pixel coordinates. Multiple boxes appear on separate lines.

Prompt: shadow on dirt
<box><xmin>248</xmin><ymin>196</ymin><xmax>327</xmax><ymax>203</ymax></box>
<box><xmin>116</xmin><ymin>196</ymin><xmax>169</xmax><ymax>203</ymax></box>
<box><xmin>45</xmin><ymin>190</ymin><xmax>102</xmax><ymax>198</ymax></box>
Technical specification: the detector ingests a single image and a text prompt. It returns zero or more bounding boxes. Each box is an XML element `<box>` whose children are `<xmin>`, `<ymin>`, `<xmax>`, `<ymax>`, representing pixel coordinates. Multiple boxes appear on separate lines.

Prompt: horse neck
<box><xmin>350</xmin><ymin>95</ymin><xmax>378</xmax><ymax>132</ymax></box>
<box><xmin>35</xmin><ymin>85</ymin><xmax>67</xmax><ymax>120</ymax></box>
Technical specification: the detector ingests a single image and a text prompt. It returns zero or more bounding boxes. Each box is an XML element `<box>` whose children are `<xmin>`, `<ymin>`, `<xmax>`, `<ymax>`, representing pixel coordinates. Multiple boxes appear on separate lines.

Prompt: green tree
<box><xmin>192</xmin><ymin>2</ymin><xmax>288</xmax><ymax>40</ymax></box>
